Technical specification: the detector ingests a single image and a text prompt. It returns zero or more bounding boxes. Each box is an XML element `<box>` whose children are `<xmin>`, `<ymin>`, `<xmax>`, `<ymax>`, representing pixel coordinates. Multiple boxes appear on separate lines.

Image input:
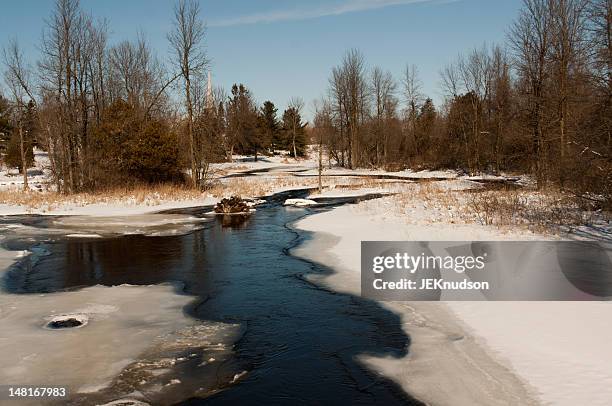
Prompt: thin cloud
<box><xmin>208</xmin><ymin>0</ymin><xmax>450</xmax><ymax>27</ymax></box>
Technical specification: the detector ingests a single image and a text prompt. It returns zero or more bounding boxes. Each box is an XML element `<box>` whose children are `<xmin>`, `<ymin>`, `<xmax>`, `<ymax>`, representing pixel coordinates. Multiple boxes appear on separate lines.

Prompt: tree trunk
<box><xmin>19</xmin><ymin>123</ymin><xmax>28</xmax><ymax>191</ymax></box>
<box><xmin>318</xmin><ymin>132</ymin><xmax>323</xmax><ymax>193</ymax></box>
<box><xmin>292</xmin><ymin>119</ymin><xmax>298</xmax><ymax>159</ymax></box>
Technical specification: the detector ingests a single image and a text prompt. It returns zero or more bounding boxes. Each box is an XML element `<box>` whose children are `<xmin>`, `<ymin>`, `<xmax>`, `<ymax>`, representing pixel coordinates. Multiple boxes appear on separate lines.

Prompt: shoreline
<box><xmin>291</xmin><ymin>199</ymin><xmax>612</xmax><ymax>406</ymax></box>
<box><xmin>290</xmin><ymin>221</ymin><xmax>539</xmax><ymax>406</ymax></box>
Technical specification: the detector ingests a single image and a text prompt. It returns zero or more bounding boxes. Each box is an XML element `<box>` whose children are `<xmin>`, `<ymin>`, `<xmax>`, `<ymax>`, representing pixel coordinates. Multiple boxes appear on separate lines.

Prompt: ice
<box><xmin>0</xmin><ymin>275</ymin><xmax>196</xmax><ymax>394</ymax></box>
<box><xmin>0</xmin><ymin>214</ymin><xmax>213</xmax><ymax>241</ymax></box>
<box><xmin>98</xmin><ymin>400</ymin><xmax>150</xmax><ymax>406</ymax></box>
<box><xmin>65</xmin><ymin>233</ymin><xmax>104</xmax><ymax>239</ymax></box>
<box><xmin>230</xmin><ymin>371</ymin><xmax>248</xmax><ymax>383</ymax></box>
<box><xmin>284</xmin><ymin>198</ymin><xmax>317</xmax><ymax>207</ymax></box>
<box><xmin>49</xmin><ymin>214</ymin><xmax>213</xmax><ymax>237</ymax></box>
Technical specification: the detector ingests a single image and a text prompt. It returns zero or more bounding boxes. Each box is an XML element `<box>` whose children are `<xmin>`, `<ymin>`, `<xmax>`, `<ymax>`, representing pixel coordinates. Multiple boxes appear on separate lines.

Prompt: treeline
<box><xmin>0</xmin><ymin>0</ymin><xmax>307</xmax><ymax>192</ymax></box>
<box><xmin>1</xmin><ymin>0</ymin><xmax>610</xmax><ymax>205</ymax></box>
<box><xmin>313</xmin><ymin>0</ymin><xmax>611</xmax><ymax>204</ymax></box>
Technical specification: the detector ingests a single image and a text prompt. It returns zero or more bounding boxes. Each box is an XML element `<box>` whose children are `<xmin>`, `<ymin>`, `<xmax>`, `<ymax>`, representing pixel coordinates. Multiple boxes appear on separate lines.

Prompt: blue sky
<box><xmin>0</xmin><ymin>0</ymin><xmax>523</xmax><ymax>118</ymax></box>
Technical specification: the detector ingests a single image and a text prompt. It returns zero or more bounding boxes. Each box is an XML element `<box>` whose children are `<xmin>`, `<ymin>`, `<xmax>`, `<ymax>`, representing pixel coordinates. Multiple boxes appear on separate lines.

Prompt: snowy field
<box><xmin>292</xmin><ymin>194</ymin><xmax>612</xmax><ymax>406</ymax></box>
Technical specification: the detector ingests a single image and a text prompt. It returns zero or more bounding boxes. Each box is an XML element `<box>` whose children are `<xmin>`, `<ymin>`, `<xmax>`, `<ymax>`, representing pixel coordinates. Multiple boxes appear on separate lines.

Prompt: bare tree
<box><xmin>37</xmin><ymin>0</ymin><xmax>100</xmax><ymax>192</ymax></box>
<box><xmin>288</xmin><ymin>97</ymin><xmax>305</xmax><ymax>160</ymax></box>
<box><xmin>402</xmin><ymin>64</ymin><xmax>423</xmax><ymax>157</ymax></box>
<box><xmin>588</xmin><ymin>0</ymin><xmax>612</xmax><ymax>154</ymax></box>
<box><xmin>87</xmin><ymin>18</ymin><xmax>108</xmax><ymax>125</ymax></box>
<box><xmin>3</xmin><ymin>39</ymin><xmax>33</xmax><ymax>190</ymax></box>
<box><xmin>329</xmin><ymin>49</ymin><xmax>368</xmax><ymax>168</ymax></box>
<box><xmin>441</xmin><ymin>47</ymin><xmax>492</xmax><ymax>173</ymax></box>
<box><xmin>489</xmin><ymin>45</ymin><xmax>513</xmax><ymax>173</ymax></box>
<box><xmin>550</xmin><ymin>0</ymin><xmax>590</xmax><ymax>184</ymax></box>
<box><xmin>169</xmin><ymin>0</ymin><xmax>209</xmax><ymax>188</ymax></box>
<box><xmin>510</xmin><ymin>0</ymin><xmax>554</xmax><ymax>187</ymax></box>
<box><xmin>371</xmin><ymin>67</ymin><xmax>397</xmax><ymax>166</ymax></box>
<box><xmin>313</xmin><ymin>98</ymin><xmax>333</xmax><ymax>192</ymax></box>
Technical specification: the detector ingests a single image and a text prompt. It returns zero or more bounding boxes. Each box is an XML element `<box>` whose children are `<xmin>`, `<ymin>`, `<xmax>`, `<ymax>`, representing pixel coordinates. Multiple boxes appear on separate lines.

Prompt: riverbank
<box><xmin>292</xmin><ymin>195</ymin><xmax>612</xmax><ymax>406</ymax></box>
<box><xmin>3</xmin><ymin>152</ymin><xmax>610</xmax><ymax>404</ymax></box>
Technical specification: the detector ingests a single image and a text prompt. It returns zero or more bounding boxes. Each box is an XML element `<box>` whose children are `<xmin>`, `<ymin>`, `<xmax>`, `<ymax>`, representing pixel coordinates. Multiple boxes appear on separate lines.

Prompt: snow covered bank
<box><xmin>0</xmin><ymin>196</ymin><xmax>219</xmax><ymax>217</ymax></box>
<box><xmin>292</xmin><ymin>196</ymin><xmax>612</xmax><ymax>406</ymax></box>
<box><xmin>448</xmin><ymin>302</ymin><xmax>612</xmax><ymax>406</ymax></box>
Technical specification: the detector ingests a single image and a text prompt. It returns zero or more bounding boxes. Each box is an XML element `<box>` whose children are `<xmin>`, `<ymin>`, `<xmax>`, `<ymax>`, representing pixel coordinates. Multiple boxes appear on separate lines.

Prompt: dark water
<box><xmin>1</xmin><ymin>193</ymin><xmax>422</xmax><ymax>406</ymax></box>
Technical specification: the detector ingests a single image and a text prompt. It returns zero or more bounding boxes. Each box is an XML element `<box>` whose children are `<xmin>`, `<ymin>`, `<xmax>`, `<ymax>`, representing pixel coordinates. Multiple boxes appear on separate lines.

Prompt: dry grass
<box><xmin>465</xmin><ymin>188</ymin><xmax>592</xmax><ymax>233</ymax></box>
<box><xmin>392</xmin><ymin>182</ymin><xmax>465</xmax><ymax>224</ymax></box>
<box><xmin>2</xmin><ymin>173</ymin><xmax>602</xmax><ymax>237</ymax></box>
<box><xmin>356</xmin><ymin>180</ymin><xmax>599</xmax><ymax>234</ymax></box>
<box><xmin>0</xmin><ymin>183</ymin><xmax>205</xmax><ymax>211</ymax></box>
<box><xmin>207</xmin><ymin>177</ymin><xmax>320</xmax><ymax>198</ymax></box>
<box><xmin>0</xmin><ymin>175</ymin><xmax>321</xmax><ymax>211</ymax></box>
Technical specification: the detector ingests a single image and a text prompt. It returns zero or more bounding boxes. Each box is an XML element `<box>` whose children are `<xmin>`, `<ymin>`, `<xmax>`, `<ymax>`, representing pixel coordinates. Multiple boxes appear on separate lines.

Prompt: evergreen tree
<box><xmin>4</xmin><ymin>101</ymin><xmax>36</xmax><ymax>172</ymax></box>
<box><xmin>91</xmin><ymin>100</ymin><xmax>182</xmax><ymax>186</ymax></box>
<box><xmin>417</xmin><ymin>98</ymin><xmax>436</xmax><ymax>151</ymax></box>
<box><xmin>226</xmin><ymin>84</ymin><xmax>260</xmax><ymax>159</ymax></box>
<box><xmin>259</xmin><ymin>101</ymin><xmax>280</xmax><ymax>153</ymax></box>
<box><xmin>0</xmin><ymin>95</ymin><xmax>12</xmax><ymax>155</ymax></box>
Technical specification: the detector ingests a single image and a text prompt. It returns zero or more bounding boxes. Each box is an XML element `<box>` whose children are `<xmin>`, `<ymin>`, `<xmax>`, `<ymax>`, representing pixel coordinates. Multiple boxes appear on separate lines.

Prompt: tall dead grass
<box><xmin>207</xmin><ymin>177</ymin><xmax>320</xmax><ymax>198</ymax></box>
<box><xmin>378</xmin><ymin>181</ymin><xmax>599</xmax><ymax>234</ymax></box>
<box><xmin>466</xmin><ymin>188</ymin><xmax>593</xmax><ymax>232</ymax></box>
<box><xmin>0</xmin><ymin>183</ymin><xmax>204</xmax><ymax>210</ymax></box>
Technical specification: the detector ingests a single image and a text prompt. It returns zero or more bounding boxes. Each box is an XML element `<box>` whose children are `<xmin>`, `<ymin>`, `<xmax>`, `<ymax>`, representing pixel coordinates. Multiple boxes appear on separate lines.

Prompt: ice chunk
<box><xmin>283</xmin><ymin>198</ymin><xmax>317</xmax><ymax>207</ymax></box>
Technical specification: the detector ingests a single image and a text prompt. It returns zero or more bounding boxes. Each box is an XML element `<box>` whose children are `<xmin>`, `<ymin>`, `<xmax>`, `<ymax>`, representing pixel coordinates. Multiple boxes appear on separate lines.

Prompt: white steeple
<box><xmin>206</xmin><ymin>71</ymin><xmax>213</xmax><ymax>109</ymax></box>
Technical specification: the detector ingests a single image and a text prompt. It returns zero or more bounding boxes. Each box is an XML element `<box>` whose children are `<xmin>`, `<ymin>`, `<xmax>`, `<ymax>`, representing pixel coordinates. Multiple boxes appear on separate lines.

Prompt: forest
<box><xmin>0</xmin><ymin>0</ymin><xmax>610</xmax><ymax>209</ymax></box>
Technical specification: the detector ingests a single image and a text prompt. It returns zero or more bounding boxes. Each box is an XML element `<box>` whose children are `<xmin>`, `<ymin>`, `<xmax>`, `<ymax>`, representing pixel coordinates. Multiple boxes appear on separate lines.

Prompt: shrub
<box><xmin>91</xmin><ymin>100</ymin><xmax>183</xmax><ymax>187</ymax></box>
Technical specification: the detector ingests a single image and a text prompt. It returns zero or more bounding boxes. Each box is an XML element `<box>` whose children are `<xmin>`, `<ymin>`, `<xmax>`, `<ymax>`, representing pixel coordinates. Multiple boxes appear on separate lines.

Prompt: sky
<box><xmin>0</xmin><ymin>0</ymin><xmax>524</xmax><ymax>119</ymax></box>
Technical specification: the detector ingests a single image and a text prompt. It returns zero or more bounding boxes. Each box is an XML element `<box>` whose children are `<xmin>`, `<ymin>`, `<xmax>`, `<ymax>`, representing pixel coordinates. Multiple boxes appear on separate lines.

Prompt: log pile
<box><xmin>214</xmin><ymin>196</ymin><xmax>250</xmax><ymax>214</ymax></box>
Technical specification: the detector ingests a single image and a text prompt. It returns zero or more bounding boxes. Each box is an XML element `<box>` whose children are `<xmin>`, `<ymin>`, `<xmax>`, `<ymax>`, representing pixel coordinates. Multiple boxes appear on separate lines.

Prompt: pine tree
<box><xmin>417</xmin><ymin>98</ymin><xmax>436</xmax><ymax>151</ymax></box>
<box><xmin>0</xmin><ymin>95</ymin><xmax>12</xmax><ymax>155</ymax></box>
<box><xmin>4</xmin><ymin>101</ymin><xmax>36</xmax><ymax>173</ymax></box>
<box><xmin>259</xmin><ymin>101</ymin><xmax>280</xmax><ymax>153</ymax></box>
<box><xmin>226</xmin><ymin>84</ymin><xmax>260</xmax><ymax>159</ymax></box>
<box><xmin>91</xmin><ymin>100</ymin><xmax>181</xmax><ymax>186</ymax></box>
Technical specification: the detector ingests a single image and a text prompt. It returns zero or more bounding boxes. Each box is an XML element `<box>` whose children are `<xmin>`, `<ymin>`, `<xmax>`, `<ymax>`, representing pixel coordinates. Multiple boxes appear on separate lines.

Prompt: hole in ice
<box><xmin>98</xmin><ymin>400</ymin><xmax>150</xmax><ymax>406</ymax></box>
<box><xmin>45</xmin><ymin>314</ymin><xmax>88</xmax><ymax>329</ymax></box>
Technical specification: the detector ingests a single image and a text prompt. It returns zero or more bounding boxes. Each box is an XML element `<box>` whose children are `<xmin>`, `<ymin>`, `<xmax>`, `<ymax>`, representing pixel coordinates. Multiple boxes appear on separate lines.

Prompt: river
<box><xmin>0</xmin><ymin>191</ymin><xmax>422</xmax><ymax>405</ymax></box>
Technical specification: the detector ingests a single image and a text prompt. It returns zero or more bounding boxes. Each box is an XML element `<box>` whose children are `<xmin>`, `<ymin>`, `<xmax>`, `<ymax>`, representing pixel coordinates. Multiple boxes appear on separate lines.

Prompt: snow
<box><xmin>65</xmin><ymin>233</ymin><xmax>105</xmax><ymax>239</ymax></box>
<box><xmin>0</xmin><ymin>149</ymin><xmax>50</xmax><ymax>192</ymax></box>
<box><xmin>283</xmin><ymin>198</ymin><xmax>318</xmax><ymax>207</ymax></box>
<box><xmin>0</xmin><ymin>197</ymin><xmax>219</xmax><ymax>217</ymax></box>
<box><xmin>448</xmin><ymin>302</ymin><xmax>612</xmax><ymax>406</ymax></box>
<box><xmin>292</xmin><ymin>193</ymin><xmax>612</xmax><ymax>406</ymax></box>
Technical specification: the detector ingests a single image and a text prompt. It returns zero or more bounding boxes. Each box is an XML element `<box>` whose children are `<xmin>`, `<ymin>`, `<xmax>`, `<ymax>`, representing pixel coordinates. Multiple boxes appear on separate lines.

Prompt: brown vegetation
<box><xmin>313</xmin><ymin>0</ymin><xmax>611</xmax><ymax>208</ymax></box>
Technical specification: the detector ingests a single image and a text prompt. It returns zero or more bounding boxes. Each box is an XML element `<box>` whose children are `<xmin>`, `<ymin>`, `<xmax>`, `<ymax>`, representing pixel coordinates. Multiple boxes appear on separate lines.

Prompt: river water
<box><xmin>0</xmin><ymin>192</ymin><xmax>421</xmax><ymax>405</ymax></box>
